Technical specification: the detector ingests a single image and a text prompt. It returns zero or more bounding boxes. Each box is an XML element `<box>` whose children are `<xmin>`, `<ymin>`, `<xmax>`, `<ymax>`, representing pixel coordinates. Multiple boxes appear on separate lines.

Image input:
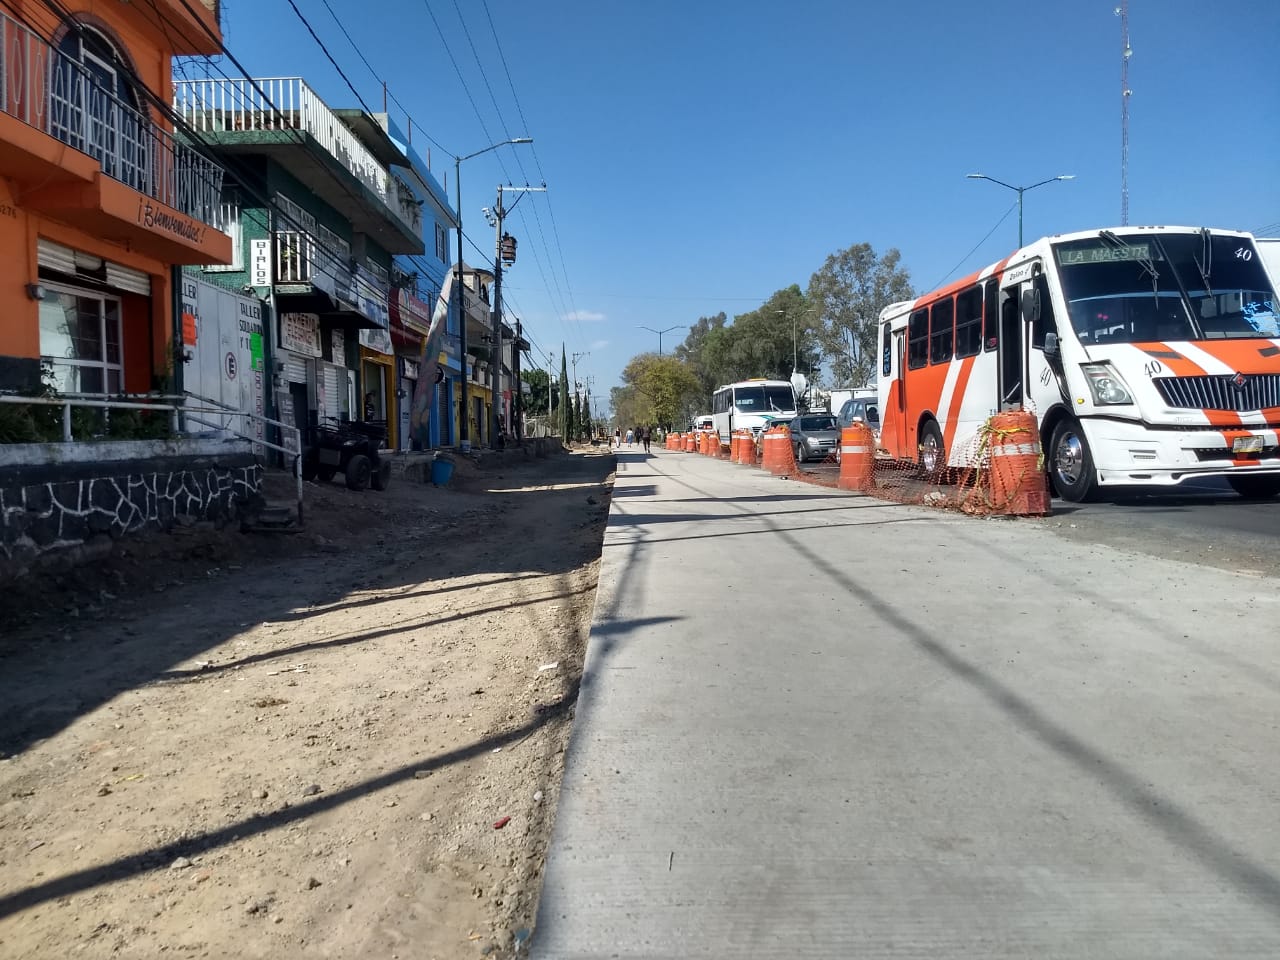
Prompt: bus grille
<box><xmin>1153</xmin><ymin>374</ymin><xmax>1280</xmax><ymax>411</ymax></box>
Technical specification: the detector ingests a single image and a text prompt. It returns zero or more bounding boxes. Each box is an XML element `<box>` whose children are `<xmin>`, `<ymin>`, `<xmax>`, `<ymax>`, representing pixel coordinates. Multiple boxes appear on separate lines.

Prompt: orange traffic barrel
<box><xmin>742</xmin><ymin>431</ymin><xmax>758</xmax><ymax>466</ymax></box>
<box><xmin>987</xmin><ymin>409</ymin><xmax>1050</xmax><ymax>515</ymax></box>
<box><xmin>684</xmin><ymin>432</ymin><xmax>695</xmax><ymax>453</ymax></box>
<box><xmin>729</xmin><ymin>431</ymin><xmax>741</xmax><ymax>462</ymax></box>
<box><xmin>838</xmin><ymin>423</ymin><xmax>875</xmax><ymax>491</ymax></box>
<box><xmin>763</xmin><ymin>426</ymin><xmax>797</xmax><ymax>477</ymax></box>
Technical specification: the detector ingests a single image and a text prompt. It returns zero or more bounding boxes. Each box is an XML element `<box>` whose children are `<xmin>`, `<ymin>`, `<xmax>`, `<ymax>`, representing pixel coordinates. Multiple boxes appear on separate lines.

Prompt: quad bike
<box><xmin>300</xmin><ymin>417</ymin><xmax>392</xmax><ymax>491</ymax></box>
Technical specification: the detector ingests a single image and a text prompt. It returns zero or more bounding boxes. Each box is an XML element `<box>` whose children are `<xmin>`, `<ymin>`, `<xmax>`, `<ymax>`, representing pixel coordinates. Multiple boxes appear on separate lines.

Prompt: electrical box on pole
<box><xmin>500</xmin><ymin>233</ymin><xmax>517</xmax><ymax>266</ymax></box>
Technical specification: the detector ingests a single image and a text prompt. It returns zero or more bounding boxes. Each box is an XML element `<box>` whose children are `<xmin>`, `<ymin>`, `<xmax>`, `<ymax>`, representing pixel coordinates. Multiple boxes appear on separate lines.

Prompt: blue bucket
<box><xmin>430</xmin><ymin>457</ymin><xmax>455</xmax><ymax>486</ymax></box>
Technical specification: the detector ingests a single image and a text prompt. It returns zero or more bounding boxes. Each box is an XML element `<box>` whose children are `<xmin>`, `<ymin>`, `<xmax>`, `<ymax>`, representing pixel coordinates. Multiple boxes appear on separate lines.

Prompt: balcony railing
<box><xmin>172</xmin><ymin>77</ymin><xmax>414</xmax><ymax>234</ymax></box>
<box><xmin>0</xmin><ymin>10</ymin><xmax>225</xmax><ymax>226</ymax></box>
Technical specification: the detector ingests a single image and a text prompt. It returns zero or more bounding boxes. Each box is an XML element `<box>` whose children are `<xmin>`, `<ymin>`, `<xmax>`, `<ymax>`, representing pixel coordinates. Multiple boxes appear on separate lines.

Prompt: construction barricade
<box><xmin>838</xmin><ymin>423</ymin><xmax>875</xmax><ymax>492</ymax></box>
<box><xmin>761</xmin><ymin>425</ymin><xmax>797</xmax><ymax>477</ymax></box>
<box><xmin>664</xmin><ymin>406</ymin><xmax>1050</xmax><ymax>519</ymax></box>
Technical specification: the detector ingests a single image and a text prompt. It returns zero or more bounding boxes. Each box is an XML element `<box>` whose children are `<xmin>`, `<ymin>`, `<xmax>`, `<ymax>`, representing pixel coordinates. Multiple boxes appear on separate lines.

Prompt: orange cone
<box><xmin>838</xmin><ymin>423</ymin><xmax>875</xmax><ymax>491</ymax></box>
<box><xmin>987</xmin><ymin>410</ymin><xmax>1050</xmax><ymax>516</ymax></box>
<box><xmin>768</xmin><ymin>425</ymin><xmax>798</xmax><ymax>477</ymax></box>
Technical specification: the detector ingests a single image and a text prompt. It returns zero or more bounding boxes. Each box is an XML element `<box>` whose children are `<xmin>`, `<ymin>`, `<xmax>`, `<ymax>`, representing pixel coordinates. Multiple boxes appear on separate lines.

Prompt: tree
<box><xmin>807</xmin><ymin>243</ymin><xmax>915</xmax><ymax>388</ymax></box>
<box><xmin>558</xmin><ymin>349</ymin><xmax>570</xmax><ymax>438</ymax></box>
<box><xmin>700</xmin><ymin>285</ymin><xmax>823</xmax><ymax>390</ymax></box>
<box><xmin>522</xmin><ymin>368</ymin><xmax>556</xmax><ymax>417</ymax></box>
<box><xmin>582</xmin><ymin>394</ymin><xmax>594</xmax><ymax>439</ymax></box>
<box><xmin>610</xmin><ymin>384</ymin><xmax>643</xmax><ymax>430</ymax></box>
<box><xmin>673</xmin><ymin>312</ymin><xmax>727</xmax><ymax>412</ymax></box>
<box><xmin>573</xmin><ymin>391</ymin><xmax>583</xmax><ymax>440</ymax></box>
<box><xmin>618</xmin><ymin>353</ymin><xmax>701</xmax><ymax>430</ymax></box>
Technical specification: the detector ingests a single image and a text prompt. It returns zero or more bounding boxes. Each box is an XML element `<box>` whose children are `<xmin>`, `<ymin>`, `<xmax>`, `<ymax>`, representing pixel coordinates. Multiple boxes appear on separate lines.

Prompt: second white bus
<box><xmin>711</xmin><ymin>378</ymin><xmax>798</xmax><ymax>445</ymax></box>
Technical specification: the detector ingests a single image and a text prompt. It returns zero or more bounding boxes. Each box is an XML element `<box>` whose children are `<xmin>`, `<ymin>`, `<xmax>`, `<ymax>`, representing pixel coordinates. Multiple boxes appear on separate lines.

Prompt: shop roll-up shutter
<box><xmin>37</xmin><ymin>238</ymin><xmax>152</xmax><ymax>295</ymax></box>
<box><xmin>323</xmin><ymin>362</ymin><xmax>342</xmax><ymax>419</ymax></box>
<box><xmin>104</xmin><ymin>262</ymin><xmax>151</xmax><ymax>295</ymax></box>
<box><xmin>285</xmin><ymin>354</ymin><xmax>308</xmax><ymax>384</ymax></box>
<box><xmin>36</xmin><ymin>238</ymin><xmax>76</xmax><ymax>275</ymax></box>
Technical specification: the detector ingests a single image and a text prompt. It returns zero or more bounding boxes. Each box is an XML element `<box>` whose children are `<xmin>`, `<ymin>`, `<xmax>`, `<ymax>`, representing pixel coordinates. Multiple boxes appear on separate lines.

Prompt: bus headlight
<box><xmin>1081</xmin><ymin>363</ymin><xmax>1134</xmax><ymax>405</ymax></box>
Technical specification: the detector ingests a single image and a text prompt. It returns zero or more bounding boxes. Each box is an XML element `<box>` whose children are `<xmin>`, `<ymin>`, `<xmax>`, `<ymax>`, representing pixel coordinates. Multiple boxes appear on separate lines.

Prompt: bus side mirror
<box><xmin>1022</xmin><ymin>288</ymin><xmax>1041</xmax><ymax>324</ymax></box>
<box><xmin>1044</xmin><ymin>332</ymin><xmax>1060</xmax><ymax>357</ymax></box>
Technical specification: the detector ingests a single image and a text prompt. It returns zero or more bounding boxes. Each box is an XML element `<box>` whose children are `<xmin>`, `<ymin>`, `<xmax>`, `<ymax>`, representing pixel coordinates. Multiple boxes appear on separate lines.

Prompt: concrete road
<box><xmin>795</xmin><ymin>462</ymin><xmax>1280</xmax><ymax>574</ymax></box>
<box><xmin>534</xmin><ymin>448</ymin><xmax>1280</xmax><ymax>958</ymax></box>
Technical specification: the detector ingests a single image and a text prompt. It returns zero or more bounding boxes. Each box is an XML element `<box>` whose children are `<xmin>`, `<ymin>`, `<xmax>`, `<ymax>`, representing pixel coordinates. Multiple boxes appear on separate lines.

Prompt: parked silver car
<box><xmin>789</xmin><ymin>413</ymin><xmax>840</xmax><ymax>462</ymax></box>
<box><xmin>836</xmin><ymin>397</ymin><xmax>881</xmax><ymax>439</ymax></box>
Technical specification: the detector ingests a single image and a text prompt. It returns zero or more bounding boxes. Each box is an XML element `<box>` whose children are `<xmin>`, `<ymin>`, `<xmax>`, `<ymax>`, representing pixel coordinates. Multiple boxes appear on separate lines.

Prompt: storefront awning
<box><xmin>278</xmin><ymin>290</ymin><xmax>386</xmax><ymax>330</ymax></box>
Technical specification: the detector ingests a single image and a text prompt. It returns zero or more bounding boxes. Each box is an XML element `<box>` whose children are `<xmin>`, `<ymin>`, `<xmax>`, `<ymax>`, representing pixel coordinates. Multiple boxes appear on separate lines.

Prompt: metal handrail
<box><xmin>0</xmin><ymin>9</ymin><xmax>225</xmax><ymax>224</ymax></box>
<box><xmin>172</xmin><ymin>76</ymin><xmax>413</xmax><ymax>232</ymax></box>
<box><xmin>183</xmin><ymin>390</ymin><xmax>303</xmax><ymax>525</ymax></box>
<box><xmin>1</xmin><ymin>391</ymin><xmax>304</xmax><ymax>526</ymax></box>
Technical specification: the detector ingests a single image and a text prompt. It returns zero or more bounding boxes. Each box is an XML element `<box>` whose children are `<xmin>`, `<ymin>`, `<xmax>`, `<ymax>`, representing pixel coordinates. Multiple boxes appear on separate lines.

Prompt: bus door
<box><xmin>892</xmin><ymin>327</ymin><xmax>909</xmax><ymax>453</ymax></box>
<box><xmin>1000</xmin><ymin>262</ymin><xmax>1060</xmax><ymax>411</ymax></box>
<box><xmin>998</xmin><ymin>279</ymin><xmax>1025</xmax><ymax>409</ymax></box>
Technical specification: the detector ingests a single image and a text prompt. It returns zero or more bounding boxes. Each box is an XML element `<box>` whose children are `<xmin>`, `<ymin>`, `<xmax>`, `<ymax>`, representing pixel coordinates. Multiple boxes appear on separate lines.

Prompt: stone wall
<box><xmin>0</xmin><ymin>444</ymin><xmax>260</xmax><ymax>581</ymax></box>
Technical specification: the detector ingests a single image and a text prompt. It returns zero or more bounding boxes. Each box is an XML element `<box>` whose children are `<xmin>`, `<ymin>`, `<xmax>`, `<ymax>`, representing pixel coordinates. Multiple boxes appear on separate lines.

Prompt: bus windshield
<box><xmin>1054</xmin><ymin>232</ymin><xmax>1280</xmax><ymax>344</ymax></box>
<box><xmin>735</xmin><ymin>385</ymin><xmax>795</xmax><ymax>413</ymax></box>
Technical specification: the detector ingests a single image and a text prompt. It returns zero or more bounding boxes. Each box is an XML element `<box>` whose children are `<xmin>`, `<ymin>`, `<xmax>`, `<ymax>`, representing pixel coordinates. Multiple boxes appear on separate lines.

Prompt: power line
<box><xmin>930</xmin><ymin>201</ymin><xmax>1019</xmax><ymax>291</ymax></box>
<box><xmin>477</xmin><ymin>0</ymin><xmax>582</xmax><ymax>350</ymax></box>
<box><xmin>315</xmin><ymin>0</ymin><xmax>451</xmax><ymax>158</ymax></box>
<box><xmin>282</xmin><ymin>0</ymin><xmax>376</xmax><ymax>118</ymax></box>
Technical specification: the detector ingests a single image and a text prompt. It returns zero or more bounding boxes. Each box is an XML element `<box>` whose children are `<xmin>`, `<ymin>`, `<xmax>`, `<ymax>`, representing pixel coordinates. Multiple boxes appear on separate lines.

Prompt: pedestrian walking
<box><xmin>641</xmin><ymin>427</ymin><xmax>651</xmax><ymax>453</ymax></box>
<box><xmin>614</xmin><ymin>427</ymin><xmax>621</xmax><ymax>449</ymax></box>
<box><xmin>625</xmin><ymin>427</ymin><xmax>634</xmax><ymax>446</ymax></box>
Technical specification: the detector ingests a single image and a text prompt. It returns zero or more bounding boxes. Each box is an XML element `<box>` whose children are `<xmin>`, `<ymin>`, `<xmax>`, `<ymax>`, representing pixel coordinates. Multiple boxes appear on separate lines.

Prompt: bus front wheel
<box><xmin>1049</xmin><ymin>419</ymin><xmax>1098</xmax><ymax>503</ymax></box>
<box><xmin>918</xmin><ymin>420</ymin><xmax>945</xmax><ymax>481</ymax></box>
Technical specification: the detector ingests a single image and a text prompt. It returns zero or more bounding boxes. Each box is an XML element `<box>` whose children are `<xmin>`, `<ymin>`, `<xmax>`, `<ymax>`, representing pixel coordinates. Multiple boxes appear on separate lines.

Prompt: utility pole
<box><xmin>487</xmin><ymin>183</ymin><xmax>545</xmax><ymax>448</ymax></box>
<box><xmin>513</xmin><ymin>318</ymin><xmax>523</xmax><ymax>440</ymax></box>
<box><xmin>1117</xmin><ymin>0</ymin><xmax>1132</xmax><ymax>225</ymax></box>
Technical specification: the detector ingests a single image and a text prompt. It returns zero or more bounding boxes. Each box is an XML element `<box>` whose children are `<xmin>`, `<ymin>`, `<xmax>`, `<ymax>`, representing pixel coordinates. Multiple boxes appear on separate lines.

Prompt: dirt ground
<box><xmin>0</xmin><ymin>445</ymin><xmax>615</xmax><ymax>959</ymax></box>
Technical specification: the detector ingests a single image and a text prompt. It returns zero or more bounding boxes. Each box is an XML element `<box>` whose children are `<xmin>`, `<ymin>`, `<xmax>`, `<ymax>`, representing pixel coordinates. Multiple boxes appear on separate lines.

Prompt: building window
<box><xmin>52</xmin><ymin>25</ymin><xmax>149</xmax><ymax>193</ymax></box>
<box><xmin>435</xmin><ymin>222</ymin><xmax>448</xmax><ymax>262</ymax></box>
<box><xmin>204</xmin><ymin>188</ymin><xmax>244</xmax><ymax>271</ymax></box>
<box><xmin>39</xmin><ymin>286</ymin><xmax>124</xmax><ymax>394</ymax></box>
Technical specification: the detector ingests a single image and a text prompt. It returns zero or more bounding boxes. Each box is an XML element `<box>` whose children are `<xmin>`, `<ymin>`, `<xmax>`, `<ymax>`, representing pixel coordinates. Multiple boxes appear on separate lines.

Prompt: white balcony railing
<box><xmin>173</xmin><ymin>77</ymin><xmax>414</xmax><ymax>233</ymax></box>
<box><xmin>0</xmin><ymin>10</ymin><xmax>225</xmax><ymax>226</ymax></box>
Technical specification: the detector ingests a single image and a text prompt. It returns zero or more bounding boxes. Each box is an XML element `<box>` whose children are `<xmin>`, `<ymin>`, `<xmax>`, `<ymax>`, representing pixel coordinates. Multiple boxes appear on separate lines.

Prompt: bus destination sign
<box><xmin>1057</xmin><ymin>243</ymin><xmax>1156</xmax><ymax>265</ymax></box>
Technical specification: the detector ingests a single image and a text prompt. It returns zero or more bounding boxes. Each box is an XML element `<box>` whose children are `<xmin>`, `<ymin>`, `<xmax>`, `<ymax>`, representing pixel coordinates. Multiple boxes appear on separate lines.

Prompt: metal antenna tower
<box><xmin>1117</xmin><ymin>1</ymin><xmax>1132</xmax><ymax>225</ymax></box>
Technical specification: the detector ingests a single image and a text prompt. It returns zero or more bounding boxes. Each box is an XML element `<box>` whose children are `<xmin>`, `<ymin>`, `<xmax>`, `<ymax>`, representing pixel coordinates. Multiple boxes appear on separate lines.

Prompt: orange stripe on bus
<box><xmin>1189</xmin><ymin>339</ymin><xmax>1280</xmax><ymax>373</ymax></box>
<box><xmin>1138</xmin><ymin>341</ymin><xmax>1242</xmax><ymax>427</ymax></box>
<box><xmin>942</xmin><ymin>355</ymin><xmax>977</xmax><ymax>455</ymax></box>
<box><xmin>1136</xmin><ymin>342</ymin><xmax>1203</xmax><ymax>377</ymax></box>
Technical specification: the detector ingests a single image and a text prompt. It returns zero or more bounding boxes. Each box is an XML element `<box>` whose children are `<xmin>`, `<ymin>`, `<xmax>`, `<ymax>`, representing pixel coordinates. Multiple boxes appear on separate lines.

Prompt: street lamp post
<box><xmin>454</xmin><ymin>137</ymin><xmax>532</xmax><ymax>446</ymax></box>
<box><xmin>966</xmin><ymin>173</ymin><xmax>1075</xmax><ymax>247</ymax></box>
<box><xmin>639</xmin><ymin>325</ymin><xmax>678</xmax><ymax>355</ymax></box>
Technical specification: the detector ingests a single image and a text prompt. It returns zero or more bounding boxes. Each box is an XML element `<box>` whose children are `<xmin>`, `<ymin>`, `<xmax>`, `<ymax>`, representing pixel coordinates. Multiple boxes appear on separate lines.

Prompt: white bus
<box><xmin>878</xmin><ymin>225</ymin><xmax>1280</xmax><ymax>502</ymax></box>
<box><xmin>711</xmin><ymin>378</ymin><xmax>798</xmax><ymax>445</ymax></box>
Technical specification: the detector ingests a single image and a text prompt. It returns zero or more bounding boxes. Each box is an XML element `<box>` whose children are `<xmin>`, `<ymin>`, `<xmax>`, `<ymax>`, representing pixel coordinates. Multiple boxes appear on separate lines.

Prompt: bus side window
<box><xmin>955</xmin><ymin>285</ymin><xmax>982</xmax><ymax>358</ymax></box>
<box><xmin>882</xmin><ymin>322</ymin><xmax>892</xmax><ymax>376</ymax></box>
<box><xmin>984</xmin><ymin>278</ymin><xmax>999</xmax><ymax>351</ymax></box>
<box><xmin>1030</xmin><ymin>273</ymin><xmax>1059</xmax><ymax>348</ymax></box>
<box><xmin>930</xmin><ymin>297</ymin><xmax>954</xmax><ymax>364</ymax></box>
<box><xmin>907</xmin><ymin>309</ymin><xmax>929</xmax><ymax>369</ymax></box>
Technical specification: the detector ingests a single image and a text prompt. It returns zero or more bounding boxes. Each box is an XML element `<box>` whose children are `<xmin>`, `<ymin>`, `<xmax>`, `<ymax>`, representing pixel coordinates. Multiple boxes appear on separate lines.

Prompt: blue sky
<box><xmin>215</xmin><ymin>0</ymin><xmax>1280</xmax><ymax>410</ymax></box>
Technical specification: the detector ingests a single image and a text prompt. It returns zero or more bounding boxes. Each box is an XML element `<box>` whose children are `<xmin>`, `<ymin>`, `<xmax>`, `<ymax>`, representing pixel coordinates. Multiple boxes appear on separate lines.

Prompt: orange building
<box><xmin>0</xmin><ymin>0</ymin><xmax>231</xmax><ymax>395</ymax></box>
